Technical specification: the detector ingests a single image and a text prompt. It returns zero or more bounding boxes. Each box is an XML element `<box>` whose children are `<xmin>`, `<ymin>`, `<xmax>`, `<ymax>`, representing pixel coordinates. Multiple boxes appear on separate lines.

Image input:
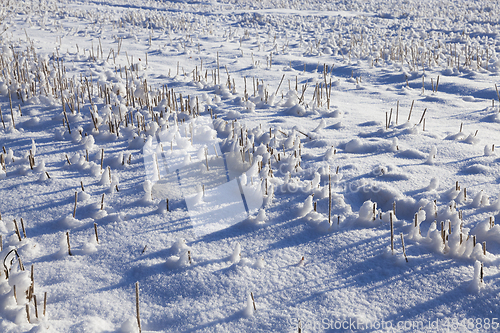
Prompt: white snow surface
<box><xmin>0</xmin><ymin>0</ymin><xmax>500</xmax><ymax>332</ymax></box>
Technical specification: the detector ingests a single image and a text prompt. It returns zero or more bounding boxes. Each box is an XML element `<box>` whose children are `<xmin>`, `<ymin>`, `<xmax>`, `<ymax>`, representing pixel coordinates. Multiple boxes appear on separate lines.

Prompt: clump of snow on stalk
<box><xmin>109</xmin><ymin>174</ymin><xmax>119</xmax><ymax>194</ymax></box>
<box><xmin>312</xmin><ymin>119</ymin><xmax>326</xmax><ymax>133</ymax></box>
<box><xmin>165</xmin><ymin>239</ymin><xmax>192</xmax><ymax>268</ymax></box>
<box><xmin>324</xmin><ymin>147</ymin><xmax>335</xmax><ymax>160</ymax></box>
<box><xmin>81</xmin><ymin>135</ymin><xmax>95</xmax><ymax>151</ymax></box>
<box><xmin>34</xmin><ymin>159</ymin><xmax>46</xmax><ymax>173</ymax></box>
<box><xmin>424</xmin><ymin>221</ymin><xmax>445</xmax><ymax>253</ymax></box>
<box><xmin>471</xmin><ymin>216</ymin><xmax>500</xmax><ymax>244</ymax></box>
<box><xmin>468</xmin><ymin>261</ymin><xmax>484</xmax><ymax>293</ymax></box>
<box><xmin>142</xmin><ymin>179</ymin><xmax>153</xmax><ymax>203</ymax></box>
<box><xmin>8</xmin><ymin>270</ymin><xmax>31</xmax><ymax>303</ymax></box>
<box><xmin>165</xmin><ymin>250</ymin><xmax>192</xmax><ymax>269</ymax></box>
<box><xmin>407</xmin><ymin>209</ymin><xmax>426</xmax><ymax>241</ymax></box>
<box><xmin>390</xmin><ymin>137</ymin><xmax>399</xmax><ymax>152</ymax></box>
<box><xmin>425</xmin><ymin>178</ymin><xmax>439</xmax><ymax>191</ymax></box>
<box><xmin>242</xmin><ymin>292</ymin><xmax>254</xmax><ymax>317</ymax></box>
<box><xmin>119</xmin><ymin>318</ymin><xmax>140</xmax><ymax>333</ymax></box>
<box><xmin>60</xmin><ymin>214</ymin><xmax>82</xmax><ymax>229</ymax></box>
<box><xmin>156</xmin><ymin>198</ymin><xmax>169</xmax><ymax>214</ymax></box>
<box><xmin>230</xmin><ymin>243</ymin><xmax>241</xmax><ymax>263</ymax></box>
<box><xmin>297</xmin><ymin>194</ymin><xmax>314</xmax><ymax>217</ymax></box>
<box><xmin>441</xmin><ymin>184</ymin><xmax>460</xmax><ymax>201</ymax></box>
<box><xmin>82</xmin><ymin>235</ymin><xmax>99</xmax><ymax>254</ymax></box>
<box><xmin>425</xmin><ymin>146</ymin><xmax>437</xmax><ymax>164</ymax></box>
<box><xmin>56</xmin><ymin>232</ymin><xmax>71</xmax><ymax>258</ymax></box>
<box><xmin>99</xmin><ymin>166</ymin><xmax>112</xmax><ymax>186</ymax></box>
<box><xmin>472</xmin><ymin>190</ymin><xmax>489</xmax><ymax>208</ymax></box>
<box><xmin>355</xmin><ymin>200</ymin><xmax>378</xmax><ymax>226</ymax></box>
<box><xmin>78</xmin><ymin>189</ymin><xmax>91</xmax><ymax>202</ymax></box>
<box><xmin>250</xmin><ymin>208</ymin><xmax>266</xmax><ymax>224</ymax></box>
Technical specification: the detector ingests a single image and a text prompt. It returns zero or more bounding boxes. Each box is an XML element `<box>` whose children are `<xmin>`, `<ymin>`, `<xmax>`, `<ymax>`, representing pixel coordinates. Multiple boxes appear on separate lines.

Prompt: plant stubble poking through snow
<box><xmin>0</xmin><ymin>0</ymin><xmax>500</xmax><ymax>331</ymax></box>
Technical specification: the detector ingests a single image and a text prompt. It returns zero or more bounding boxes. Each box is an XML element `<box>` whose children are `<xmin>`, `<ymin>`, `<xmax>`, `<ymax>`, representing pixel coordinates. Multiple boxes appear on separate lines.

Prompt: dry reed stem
<box><xmin>66</xmin><ymin>232</ymin><xmax>72</xmax><ymax>256</ymax></box>
<box><xmin>43</xmin><ymin>292</ymin><xmax>47</xmax><ymax>317</ymax></box>
<box><xmin>418</xmin><ymin>108</ymin><xmax>427</xmax><ymax>125</ymax></box>
<box><xmin>34</xmin><ymin>294</ymin><xmax>38</xmax><ymax>318</ymax></box>
<box><xmin>26</xmin><ymin>304</ymin><xmax>30</xmax><ymax>323</ymax></box>
<box><xmin>400</xmin><ymin>233</ymin><xmax>408</xmax><ymax>262</ymax></box>
<box><xmin>328</xmin><ymin>174</ymin><xmax>332</xmax><ymax>225</ymax></box>
<box><xmin>13</xmin><ymin>219</ymin><xmax>22</xmax><ymax>241</ymax></box>
<box><xmin>408</xmin><ymin>100</ymin><xmax>414</xmax><ymax>121</ymax></box>
<box><xmin>94</xmin><ymin>223</ymin><xmax>99</xmax><ymax>244</ymax></box>
<box><xmin>136</xmin><ymin>282</ymin><xmax>142</xmax><ymax>333</ymax></box>
<box><xmin>73</xmin><ymin>192</ymin><xmax>78</xmax><ymax>218</ymax></box>
<box><xmin>390</xmin><ymin>213</ymin><xmax>394</xmax><ymax>254</ymax></box>
<box><xmin>20</xmin><ymin>218</ymin><xmax>26</xmax><ymax>238</ymax></box>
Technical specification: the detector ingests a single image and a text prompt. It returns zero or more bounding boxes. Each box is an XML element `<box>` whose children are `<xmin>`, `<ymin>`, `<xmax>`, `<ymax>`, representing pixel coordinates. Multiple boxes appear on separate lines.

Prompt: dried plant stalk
<box><xmin>400</xmin><ymin>233</ymin><xmax>408</xmax><ymax>262</ymax></box>
<box><xmin>136</xmin><ymin>282</ymin><xmax>142</xmax><ymax>333</ymax></box>
<box><xmin>66</xmin><ymin>232</ymin><xmax>72</xmax><ymax>256</ymax></box>
<box><xmin>390</xmin><ymin>213</ymin><xmax>394</xmax><ymax>254</ymax></box>
<box><xmin>43</xmin><ymin>292</ymin><xmax>47</xmax><ymax>317</ymax></box>
<box><xmin>13</xmin><ymin>219</ymin><xmax>22</xmax><ymax>241</ymax></box>
<box><xmin>73</xmin><ymin>192</ymin><xmax>78</xmax><ymax>218</ymax></box>
<box><xmin>94</xmin><ymin>223</ymin><xmax>99</xmax><ymax>244</ymax></box>
<box><xmin>34</xmin><ymin>295</ymin><xmax>38</xmax><ymax>318</ymax></box>
<box><xmin>20</xmin><ymin>218</ymin><xmax>27</xmax><ymax>238</ymax></box>
<box><xmin>328</xmin><ymin>174</ymin><xmax>332</xmax><ymax>225</ymax></box>
<box><xmin>26</xmin><ymin>304</ymin><xmax>30</xmax><ymax>323</ymax></box>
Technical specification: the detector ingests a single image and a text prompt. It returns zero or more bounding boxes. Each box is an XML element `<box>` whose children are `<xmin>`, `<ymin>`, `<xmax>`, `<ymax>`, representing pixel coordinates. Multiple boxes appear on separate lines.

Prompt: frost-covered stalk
<box><xmin>101</xmin><ymin>148</ymin><xmax>104</xmax><ymax>170</ymax></box>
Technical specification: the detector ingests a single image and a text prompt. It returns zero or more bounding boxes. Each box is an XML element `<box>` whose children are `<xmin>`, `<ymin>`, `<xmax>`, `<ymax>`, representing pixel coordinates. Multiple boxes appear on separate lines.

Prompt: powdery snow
<box><xmin>0</xmin><ymin>0</ymin><xmax>499</xmax><ymax>332</ymax></box>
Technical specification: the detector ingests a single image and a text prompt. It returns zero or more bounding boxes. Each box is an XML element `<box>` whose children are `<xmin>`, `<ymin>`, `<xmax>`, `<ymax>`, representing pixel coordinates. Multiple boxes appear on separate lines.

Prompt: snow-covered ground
<box><xmin>0</xmin><ymin>0</ymin><xmax>500</xmax><ymax>331</ymax></box>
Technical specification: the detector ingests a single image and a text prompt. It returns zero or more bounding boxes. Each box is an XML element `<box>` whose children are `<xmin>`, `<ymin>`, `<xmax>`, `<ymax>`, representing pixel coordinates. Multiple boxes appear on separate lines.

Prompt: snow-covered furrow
<box><xmin>0</xmin><ymin>0</ymin><xmax>499</xmax><ymax>332</ymax></box>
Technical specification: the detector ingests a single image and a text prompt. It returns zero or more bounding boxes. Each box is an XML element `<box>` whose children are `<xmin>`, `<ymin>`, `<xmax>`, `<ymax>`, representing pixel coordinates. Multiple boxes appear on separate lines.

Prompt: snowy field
<box><xmin>0</xmin><ymin>0</ymin><xmax>500</xmax><ymax>331</ymax></box>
